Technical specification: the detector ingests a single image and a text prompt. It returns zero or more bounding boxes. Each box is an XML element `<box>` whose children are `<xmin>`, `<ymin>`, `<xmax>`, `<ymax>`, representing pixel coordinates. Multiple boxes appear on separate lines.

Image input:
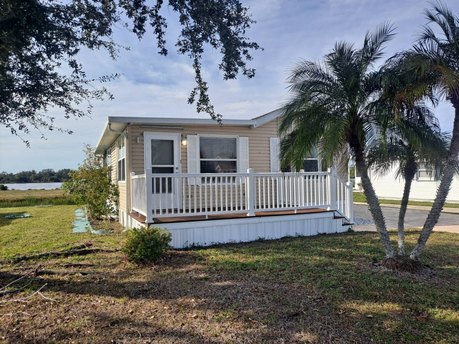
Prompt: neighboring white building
<box><xmin>369</xmin><ymin>166</ymin><xmax>459</xmax><ymax>203</ymax></box>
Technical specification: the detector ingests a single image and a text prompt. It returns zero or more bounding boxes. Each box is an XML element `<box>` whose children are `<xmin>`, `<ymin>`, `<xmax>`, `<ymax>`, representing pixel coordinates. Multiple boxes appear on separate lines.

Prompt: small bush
<box><xmin>123</xmin><ymin>227</ymin><xmax>171</xmax><ymax>264</ymax></box>
<box><xmin>0</xmin><ymin>184</ymin><xmax>8</xmax><ymax>191</ymax></box>
<box><xmin>63</xmin><ymin>145</ymin><xmax>118</xmax><ymax>220</ymax></box>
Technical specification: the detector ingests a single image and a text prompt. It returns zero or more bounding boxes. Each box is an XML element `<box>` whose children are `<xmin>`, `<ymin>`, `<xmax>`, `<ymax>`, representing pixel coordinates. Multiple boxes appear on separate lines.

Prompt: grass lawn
<box><xmin>0</xmin><ymin>202</ymin><xmax>458</xmax><ymax>343</ymax></box>
<box><xmin>354</xmin><ymin>191</ymin><xmax>459</xmax><ymax>209</ymax></box>
<box><xmin>0</xmin><ymin>205</ymin><xmax>124</xmax><ymax>260</ymax></box>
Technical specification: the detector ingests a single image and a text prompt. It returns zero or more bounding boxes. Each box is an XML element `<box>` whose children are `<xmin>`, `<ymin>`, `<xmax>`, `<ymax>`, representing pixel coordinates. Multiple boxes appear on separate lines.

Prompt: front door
<box><xmin>144</xmin><ymin>132</ymin><xmax>181</xmax><ymax>211</ymax></box>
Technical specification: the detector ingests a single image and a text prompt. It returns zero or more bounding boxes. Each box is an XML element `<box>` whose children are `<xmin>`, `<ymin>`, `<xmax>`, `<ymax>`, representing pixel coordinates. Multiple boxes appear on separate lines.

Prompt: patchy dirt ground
<box><xmin>1</xmin><ymin>233</ymin><xmax>458</xmax><ymax>343</ymax></box>
<box><xmin>1</xmin><ymin>252</ymin><xmax>345</xmax><ymax>343</ymax></box>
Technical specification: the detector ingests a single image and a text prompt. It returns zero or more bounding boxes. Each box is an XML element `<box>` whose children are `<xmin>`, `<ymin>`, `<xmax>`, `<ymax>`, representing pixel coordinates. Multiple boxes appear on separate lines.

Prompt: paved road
<box><xmin>353</xmin><ymin>204</ymin><xmax>459</xmax><ymax>233</ymax></box>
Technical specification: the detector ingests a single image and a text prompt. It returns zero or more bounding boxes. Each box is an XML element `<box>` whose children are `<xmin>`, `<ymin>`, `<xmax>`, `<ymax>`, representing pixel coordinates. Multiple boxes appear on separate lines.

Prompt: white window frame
<box><xmin>105</xmin><ymin>149</ymin><xmax>112</xmax><ymax>167</ymax></box>
<box><xmin>117</xmin><ymin>138</ymin><xmax>126</xmax><ymax>182</ymax></box>
<box><xmin>416</xmin><ymin>164</ymin><xmax>437</xmax><ymax>182</ymax></box>
<box><xmin>198</xmin><ymin>135</ymin><xmax>239</xmax><ymax>174</ymax></box>
<box><xmin>105</xmin><ymin>149</ymin><xmax>113</xmax><ymax>180</ymax></box>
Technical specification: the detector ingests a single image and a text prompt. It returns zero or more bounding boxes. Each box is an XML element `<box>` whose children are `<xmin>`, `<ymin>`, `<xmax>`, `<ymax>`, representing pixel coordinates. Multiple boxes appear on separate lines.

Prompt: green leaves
<box><xmin>63</xmin><ymin>144</ymin><xmax>119</xmax><ymax>220</ymax></box>
<box><xmin>1</xmin><ymin>0</ymin><xmax>260</xmax><ymax>138</ymax></box>
<box><xmin>123</xmin><ymin>227</ymin><xmax>171</xmax><ymax>264</ymax></box>
<box><xmin>280</xmin><ymin>24</ymin><xmax>395</xmax><ymax>170</ymax></box>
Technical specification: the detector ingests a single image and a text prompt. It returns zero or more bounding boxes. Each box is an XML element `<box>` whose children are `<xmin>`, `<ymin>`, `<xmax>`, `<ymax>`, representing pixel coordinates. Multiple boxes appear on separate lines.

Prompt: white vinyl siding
<box><xmin>128</xmin><ymin>119</ymin><xmax>278</xmax><ymax>174</ymax></box>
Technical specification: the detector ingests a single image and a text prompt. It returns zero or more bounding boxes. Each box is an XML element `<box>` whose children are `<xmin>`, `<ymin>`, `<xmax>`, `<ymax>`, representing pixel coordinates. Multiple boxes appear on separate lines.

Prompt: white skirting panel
<box><xmin>146</xmin><ymin>212</ymin><xmax>348</xmax><ymax>249</ymax></box>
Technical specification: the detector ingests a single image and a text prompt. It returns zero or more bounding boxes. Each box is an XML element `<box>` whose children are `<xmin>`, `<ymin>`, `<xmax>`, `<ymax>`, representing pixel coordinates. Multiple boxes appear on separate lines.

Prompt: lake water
<box><xmin>3</xmin><ymin>182</ymin><xmax>63</xmax><ymax>190</ymax></box>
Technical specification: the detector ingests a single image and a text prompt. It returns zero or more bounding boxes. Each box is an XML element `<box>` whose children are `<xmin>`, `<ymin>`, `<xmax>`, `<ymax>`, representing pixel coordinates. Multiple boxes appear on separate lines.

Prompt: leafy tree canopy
<box><xmin>0</xmin><ymin>168</ymin><xmax>73</xmax><ymax>183</ymax></box>
<box><xmin>0</xmin><ymin>0</ymin><xmax>260</xmax><ymax>143</ymax></box>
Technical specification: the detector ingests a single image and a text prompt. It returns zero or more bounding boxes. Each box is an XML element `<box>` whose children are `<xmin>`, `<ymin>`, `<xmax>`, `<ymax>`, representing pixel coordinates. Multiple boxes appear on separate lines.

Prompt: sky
<box><xmin>1</xmin><ymin>0</ymin><xmax>459</xmax><ymax>173</ymax></box>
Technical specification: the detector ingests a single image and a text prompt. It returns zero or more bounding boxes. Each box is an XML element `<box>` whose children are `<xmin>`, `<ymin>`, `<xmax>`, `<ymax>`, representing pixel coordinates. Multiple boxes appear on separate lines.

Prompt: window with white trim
<box><xmin>199</xmin><ymin>137</ymin><xmax>237</xmax><ymax>173</ymax></box>
<box><xmin>117</xmin><ymin>139</ymin><xmax>126</xmax><ymax>181</ymax></box>
<box><xmin>302</xmin><ymin>148</ymin><xmax>321</xmax><ymax>172</ymax></box>
<box><xmin>105</xmin><ymin>149</ymin><xmax>112</xmax><ymax>179</ymax></box>
<box><xmin>105</xmin><ymin>150</ymin><xmax>112</xmax><ymax>167</ymax></box>
<box><xmin>417</xmin><ymin>164</ymin><xmax>437</xmax><ymax>181</ymax></box>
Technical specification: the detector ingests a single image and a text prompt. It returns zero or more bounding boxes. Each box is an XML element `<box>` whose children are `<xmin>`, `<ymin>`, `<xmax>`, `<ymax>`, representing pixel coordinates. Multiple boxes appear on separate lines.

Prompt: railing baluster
<box><xmin>169</xmin><ymin>176</ymin><xmax>173</xmax><ymax>214</ymax></box>
<box><xmin>240</xmin><ymin>176</ymin><xmax>244</xmax><ymax>211</ymax></box>
<box><xmin>225</xmin><ymin>176</ymin><xmax>228</xmax><ymax>211</ymax></box>
<box><xmin>181</xmin><ymin>177</ymin><xmax>185</xmax><ymax>214</ymax></box>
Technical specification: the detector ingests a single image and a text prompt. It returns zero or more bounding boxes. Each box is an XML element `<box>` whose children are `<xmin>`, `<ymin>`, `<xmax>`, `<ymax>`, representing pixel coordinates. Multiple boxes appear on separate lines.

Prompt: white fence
<box><xmin>130</xmin><ymin>168</ymin><xmax>353</xmax><ymax>223</ymax></box>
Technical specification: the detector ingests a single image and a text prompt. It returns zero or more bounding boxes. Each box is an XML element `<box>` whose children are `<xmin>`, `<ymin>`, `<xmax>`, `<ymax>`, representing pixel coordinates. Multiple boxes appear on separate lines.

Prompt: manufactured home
<box><xmin>369</xmin><ymin>166</ymin><xmax>459</xmax><ymax>203</ymax></box>
<box><xmin>95</xmin><ymin>109</ymin><xmax>354</xmax><ymax>248</ymax></box>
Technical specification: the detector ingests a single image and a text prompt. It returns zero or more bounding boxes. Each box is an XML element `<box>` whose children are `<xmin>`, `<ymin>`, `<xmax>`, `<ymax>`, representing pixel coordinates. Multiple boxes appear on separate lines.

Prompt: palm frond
<box><xmin>423</xmin><ymin>2</ymin><xmax>458</xmax><ymax>45</ymax></box>
<box><xmin>358</xmin><ymin>23</ymin><xmax>396</xmax><ymax>70</ymax></box>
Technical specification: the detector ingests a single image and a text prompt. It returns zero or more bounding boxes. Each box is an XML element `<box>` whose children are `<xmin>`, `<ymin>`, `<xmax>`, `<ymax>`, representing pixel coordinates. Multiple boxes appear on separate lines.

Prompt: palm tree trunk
<box><xmin>398</xmin><ymin>168</ymin><xmax>415</xmax><ymax>255</ymax></box>
<box><xmin>354</xmin><ymin>155</ymin><xmax>395</xmax><ymax>258</ymax></box>
<box><xmin>410</xmin><ymin>103</ymin><xmax>459</xmax><ymax>259</ymax></box>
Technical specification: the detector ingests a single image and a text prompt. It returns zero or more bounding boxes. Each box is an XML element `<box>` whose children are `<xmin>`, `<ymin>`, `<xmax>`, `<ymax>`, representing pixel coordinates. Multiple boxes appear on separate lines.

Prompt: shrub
<box><xmin>123</xmin><ymin>227</ymin><xmax>171</xmax><ymax>264</ymax></box>
<box><xmin>0</xmin><ymin>184</ymin><xmax>8</xmax><ymax>190</ymax></box>
<box><xmin>63</xmin><ymin>145</ymin><xmax>118</xmax><ymax>220</ymax></box>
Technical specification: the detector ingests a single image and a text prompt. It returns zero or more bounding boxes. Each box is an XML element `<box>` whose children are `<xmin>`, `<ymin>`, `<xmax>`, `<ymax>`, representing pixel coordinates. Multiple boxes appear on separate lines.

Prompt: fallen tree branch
<box><xmin>2</xmin><ymin>244</ymin><xmax>119</xmax><ymax>264</ymax></box>
<box><xmin>0</xmin><ymin>271</ymin><xmax>35</xmax><ymax>296</ymax></box>
<box><xmin>0</xmin><ymin>275</ymin><xmax>27</xmax><ymax>292</ymax></box>
<box><xmin>0</xmin><ymin>288</ymin><xmax>24</xmax><ymax>297</ymax></box>
<box><xmin>0</xmin><ymin>284</ymin><xmax>50</xmax><ymax>303</ymax></box>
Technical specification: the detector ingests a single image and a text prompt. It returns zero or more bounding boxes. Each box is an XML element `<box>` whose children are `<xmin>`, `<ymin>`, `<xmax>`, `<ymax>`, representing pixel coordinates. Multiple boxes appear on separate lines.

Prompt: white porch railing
<box><xmin>130</xmin><ymin>168</ymin><xmax>354</xmax><ymax>223</ymax></box>
<box><xmin>131</xmin><ymin>173</ymin><xmax>147</xmax><ymax>215</ymax></box>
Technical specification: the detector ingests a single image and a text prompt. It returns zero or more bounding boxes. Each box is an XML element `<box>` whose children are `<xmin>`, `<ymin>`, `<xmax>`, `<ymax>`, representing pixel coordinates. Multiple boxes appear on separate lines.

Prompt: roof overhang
<box><xmin>95</xmin><ymin>108</ymin><xmax>284</xmax><ymax>154</ymax></box>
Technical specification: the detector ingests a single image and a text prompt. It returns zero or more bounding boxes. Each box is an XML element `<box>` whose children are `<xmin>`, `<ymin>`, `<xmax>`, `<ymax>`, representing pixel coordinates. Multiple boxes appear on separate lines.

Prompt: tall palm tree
<box><xmin>280</xmin><ymin>25</ymin><xmax>396</xmax><ymax>258</ymax></box>
<box><xmin>400</xmin><ymin>3</ymin><xmax>459</xmax><ymax>259</ymax></box>
<box><xmin>367</xmin><ymin>109</ymin><xmax>448</xmax><ymax>255</ymax></box>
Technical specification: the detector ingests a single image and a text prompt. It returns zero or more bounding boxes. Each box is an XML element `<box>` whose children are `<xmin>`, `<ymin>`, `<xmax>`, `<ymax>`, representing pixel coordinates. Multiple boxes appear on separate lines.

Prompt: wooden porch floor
<box><xmin>130</xmin><ymin>208</ymin><xmax>330</xmax><ymax>225</ymax></box>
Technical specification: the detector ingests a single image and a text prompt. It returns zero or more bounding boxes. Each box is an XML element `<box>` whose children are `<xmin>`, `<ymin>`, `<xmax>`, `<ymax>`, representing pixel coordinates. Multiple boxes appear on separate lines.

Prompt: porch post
<box><xmin>246</xmin><ymin>168</ymin><xmax>255</xmax><ymax>216</ymax></box>
<box><xmin>145</xmin><ymin>168</ymin><xmax>153</xmax><ymax>224</ymax></box>
<box><xmin>345</xmin><ymin>181</ymin><xmax>354</xmax><ymax>223</ymax></box>
<box><xmin>328</xmin><ymin>167</ymin><xmax>337</xmax><ymax>211</ymax></box>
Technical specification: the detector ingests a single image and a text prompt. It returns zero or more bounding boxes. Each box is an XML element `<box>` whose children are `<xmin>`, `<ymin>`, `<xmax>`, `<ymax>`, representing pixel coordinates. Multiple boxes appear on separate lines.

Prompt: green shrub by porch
<box><xmin>123</xmin><ymin>227</ymin><xmax>171</xmax><ymax>264</ymax></box>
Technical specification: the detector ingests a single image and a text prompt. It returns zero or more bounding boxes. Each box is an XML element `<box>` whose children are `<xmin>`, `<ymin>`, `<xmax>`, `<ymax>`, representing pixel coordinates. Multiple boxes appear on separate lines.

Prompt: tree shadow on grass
<box><xmin>0</xmin><ymin>233</ymin><xmax>458</xmax><ymax>343</ymax></box>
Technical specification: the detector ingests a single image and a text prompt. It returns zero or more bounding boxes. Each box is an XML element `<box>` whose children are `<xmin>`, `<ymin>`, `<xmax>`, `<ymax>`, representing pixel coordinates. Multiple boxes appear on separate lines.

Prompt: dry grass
<box><xmin>0</xmin><ymin>189</ymin><xmax>74</xmax><ymax>207</ymax></box>
<box><xmin>0</xmin><ymin>189</ymin><xmax>65</xmax><ymax>201</ymax></box>
<box><xmin>0</xmin><ymin>228</ymin><xmax>458</xmax><ymax>343</ymax></box>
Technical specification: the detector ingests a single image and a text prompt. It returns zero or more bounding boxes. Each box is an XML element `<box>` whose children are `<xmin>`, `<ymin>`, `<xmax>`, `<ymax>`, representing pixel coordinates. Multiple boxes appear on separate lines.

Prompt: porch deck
<box><xmin>130</xmin><ymin>207</ymin><xmax>331</xmax><ymax>224</ymax></box>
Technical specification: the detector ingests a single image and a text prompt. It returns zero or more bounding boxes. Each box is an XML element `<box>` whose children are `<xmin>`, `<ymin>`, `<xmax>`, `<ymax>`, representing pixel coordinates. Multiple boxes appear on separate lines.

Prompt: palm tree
<box><xmin>400</xmin><ymin>3</ymin><xmax>459</xmax><ymax>259</ymax></box>
<box><xmin>280</xmin><ymin>24</ymin><xmax>396</xmax><ymax>258</ymax></box>
<box><xmin>367</xmin><ymin>109</ymin><xmax>448</xmax><ymax>255</ymax></box>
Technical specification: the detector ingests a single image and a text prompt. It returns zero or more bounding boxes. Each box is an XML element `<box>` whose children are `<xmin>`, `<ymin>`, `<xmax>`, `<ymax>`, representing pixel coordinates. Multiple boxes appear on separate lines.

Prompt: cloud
<box><xmin>1</xmin><ymin>0</ymin><xmax>458</xmax><ymax>172</ymax></box>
